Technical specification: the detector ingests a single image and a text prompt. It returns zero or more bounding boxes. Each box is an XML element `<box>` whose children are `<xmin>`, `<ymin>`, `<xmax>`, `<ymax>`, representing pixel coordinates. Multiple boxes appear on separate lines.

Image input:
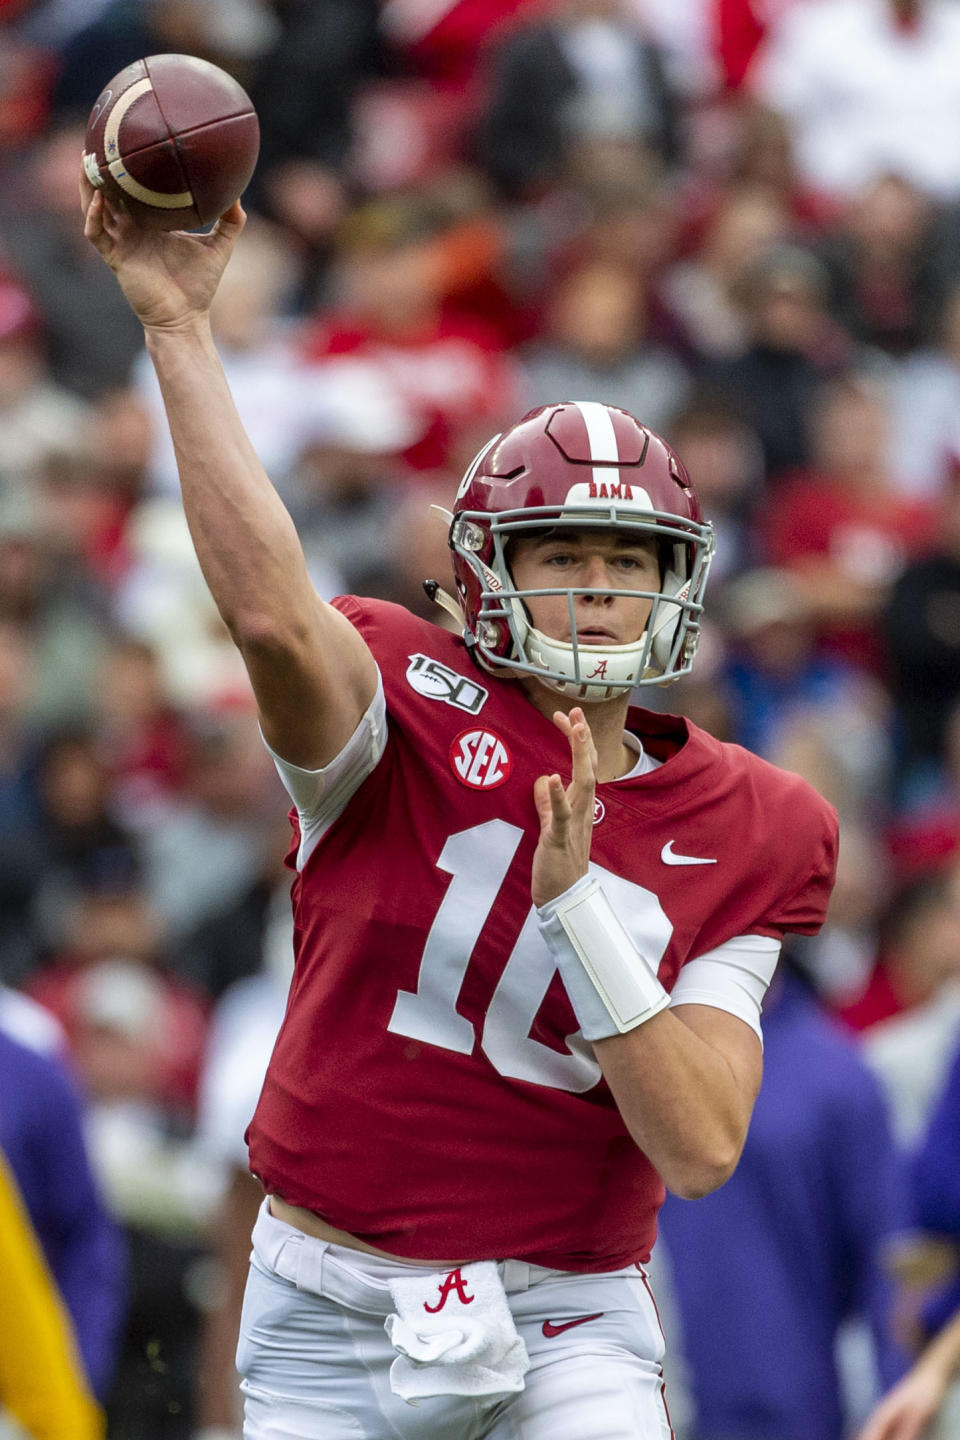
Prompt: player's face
<box><xmin>509</xmin><ymin>530</ymin><xmax>661</xmax><ymax>647</ymax></box>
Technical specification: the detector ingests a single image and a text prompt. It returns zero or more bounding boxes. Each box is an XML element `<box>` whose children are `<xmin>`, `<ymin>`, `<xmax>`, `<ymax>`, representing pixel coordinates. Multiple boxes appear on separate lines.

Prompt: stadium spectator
<box><xmin>478</xmin><ymin>0</ymin><xmax>679</xmax><ymax>199</ymax></box>
<box><xmin>794</xmin><ymin>822</ymin><xmax>891</xmax><ymax>1005</ymax></box>
<box><xmin>881</xmin><ymin>474</ymin><xmax>960</xmax><ymax>807</ymax></box>
<box><xmin>289</xmin><ymin>406</ymin><xmax>416</xmax><ymax>603</ymax></box>
<box><xmin>705</xmin><ymin>242</ymin><xmax>848</xmax><ymax>480</ymax></box>
<box><xmin>173</xmin><ymin>814</ymin><xmax>292</xmax><ymax>1001</ymax></box>
<box><xmin>884</xmin><ymin>704</ymin><xmax>960</xmax><ymax>884</ymax></box>
<box><xmin>0</xmin><ymin>1148</ymin><xmax>104</xmax><ymax>1440</ymax></box>
<box><xmin>304</xmin><ymin>193</ymin><xmax>523</xmax><ymax>475</ymax></box>
<box><xmin>888</xmin><ymin>286</ymin><xmax>960</xmax><ymax>501</ymax></box>
<box><xmin>0</xmin><ymin>1025</ymin><xmax>127</xmax><ymax>1402</ymax></box>
<box><xmin>0</xmin><ymin>273</ymin><xmax>88</xmax><ymax>493</ymax></box>
<box><xmin>857</xmin><ymin>1001</ymin><xmax>960</xmax><ymax>1439</ymax></box>
<box><xmin>45</xmin><ymin>0</ymin><xmax>273</xmax><ymax>120</ymax></box>
<box><xmin>138</xmin><ymin>704</ymin><xmax>280</xmax><ymax>942</ymax></box>
<box><xmin>815</xmin><ymin>175</ymin><xmax>939</xmax><ymax>359</ymax></box>
<box><xmin>111</xmin><ymin>498</ymin><xmax>257</xmax><ymax>712</ymax></box>
<box><xmin>659</xmin><ymin>186</ymin><xmax>791</xmax><ymax>365</ymax></box>
<box><xmin>663</xmin><ymin>399</ymin><xmax>763</xmax><ymax>587</ymax></box>
<box><xmin>5</xmin><ymin>726</ymin><xmax>142</xmax><ymax>984</ymax></box>
<box><xmin>245</xmin><ymin>1</ymin><xmax>379</xmax><ymax>219</ymax></box>
<box><xmin>0</xmin><ymin>120</ymin><xmax>144</xmax><ymax>397</ymax></box>
<box><xmin>718</xmin><ymin>566</ymin><xmax>891</xmax><ymax>820</ymax></box>
<box><xmin>380</xmin><ymin>0</ymin><xmax>531</xmax><ymax>97</ymax></box>
<box><xmin>0</xmin><ymin>616</ymin><xmax>45</xmax><ymax>983</ymax></box>
<box><xmin>25</xmin><ymin>853</ymin><xmax>208</xmax><ymax>1121</ymax></box>
<box><xmin>90</xmin><ymin>636</ymin><xmax>188</xmax><ymax>832</ymax></box>
<box><xmin>721</xmin><ymin>100</ymin><xmax>839</xmax><ymax>233</ymax></box>
<box><xmin>838</xmin><ymin>873</ymin><xmax>960</xmax><ymax>1149</ymax></box>
<box><xmin>0</xmin><ymin>487</ymin><xmax>112</xmax><ymax>728</ymax></box>
<box><xmin>760</xmin><ymin>373</ymin><xmax>934</xmax><ymax>671</ymax></box>
<box><xmin>518</xmin><ymin>255</ymin><xmax>690</xmax><ymax>428</ymax></box>
<box><xmin>751</xmin><ymin>0</ymin><xmax>960</xmax><ymax>204</ymax></box>
<box><xmin>659</xmin><ymin>958</ymin><xmax>908</xmax><ymax>1440</ymax></box>
<box><xmin>910</xmin><ymin>1019</ymin><xmax>960</xmax><ymax>1255</ymax></box>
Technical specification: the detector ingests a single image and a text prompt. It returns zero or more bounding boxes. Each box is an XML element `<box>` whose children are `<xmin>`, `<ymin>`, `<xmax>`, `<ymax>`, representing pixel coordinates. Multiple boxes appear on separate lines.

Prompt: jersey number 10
<box><xmin>387</xmin><ymin>819</ymin><xmax>673</xmax><ymax>1094</ymax></box>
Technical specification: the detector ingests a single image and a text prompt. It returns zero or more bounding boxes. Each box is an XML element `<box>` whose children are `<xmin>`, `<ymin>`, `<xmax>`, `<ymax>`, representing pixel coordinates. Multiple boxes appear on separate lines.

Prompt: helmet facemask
<box><xmin>450</xmin><ymin>503</ymin><xmax>714</xmax><ymax>702</ymax></box>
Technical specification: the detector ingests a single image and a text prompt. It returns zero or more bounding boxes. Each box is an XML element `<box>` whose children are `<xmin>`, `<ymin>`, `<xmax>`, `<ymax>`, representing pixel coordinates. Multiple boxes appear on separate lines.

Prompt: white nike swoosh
<box><xmin>661</xmin><ymin>840</ymin><xmax>717</xmax><ymax>867</ymax></box>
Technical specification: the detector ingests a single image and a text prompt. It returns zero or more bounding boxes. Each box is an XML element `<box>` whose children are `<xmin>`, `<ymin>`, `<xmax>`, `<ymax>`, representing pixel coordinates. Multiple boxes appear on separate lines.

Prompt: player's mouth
<box><xmin>575</xmin><ymin>627</ymin><xmax>618</xmax><ymax>644</ymax></box>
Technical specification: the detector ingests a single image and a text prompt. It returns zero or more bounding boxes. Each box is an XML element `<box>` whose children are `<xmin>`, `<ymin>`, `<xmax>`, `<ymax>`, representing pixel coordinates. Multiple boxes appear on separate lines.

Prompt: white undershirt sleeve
<box><xmin>669</xmin><ymin>934</ymin><xmax>781</xmax><ymax>1042</ymax></box>
<box><xmin>261</xmin><ymin>675</ymin><xmax>388</xmax><ymax>869</ymax></box>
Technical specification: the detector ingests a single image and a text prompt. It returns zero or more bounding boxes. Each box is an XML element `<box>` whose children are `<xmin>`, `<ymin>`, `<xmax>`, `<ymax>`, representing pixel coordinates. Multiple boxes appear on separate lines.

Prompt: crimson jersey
<box><xmin>247</xmin><ymin>598</ymin><xmax>837</xmax><ymax>1271</ymax></box>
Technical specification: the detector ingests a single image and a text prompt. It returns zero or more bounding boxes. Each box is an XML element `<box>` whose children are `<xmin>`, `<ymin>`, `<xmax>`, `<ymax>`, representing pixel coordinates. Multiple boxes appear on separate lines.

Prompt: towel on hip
<box><xmin>384</xmin><ymin>1262</ymin><xmax>530</xmax><ymax>1403</ymax></box>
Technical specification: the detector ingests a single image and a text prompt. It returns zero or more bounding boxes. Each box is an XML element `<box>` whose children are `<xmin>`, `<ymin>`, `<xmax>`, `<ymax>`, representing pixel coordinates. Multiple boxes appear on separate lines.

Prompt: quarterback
<box><xmin>82</xmin><ymin>184</ymin><xmax>837</xmax><ymax>1440</ymax></box>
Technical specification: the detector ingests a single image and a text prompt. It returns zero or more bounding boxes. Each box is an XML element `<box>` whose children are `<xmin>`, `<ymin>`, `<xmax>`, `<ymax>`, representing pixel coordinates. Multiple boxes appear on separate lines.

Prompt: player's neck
<box><xmin>523</xmin><ymin>679</ymin><xmax>634</xmax><ymax>781</ymax></box>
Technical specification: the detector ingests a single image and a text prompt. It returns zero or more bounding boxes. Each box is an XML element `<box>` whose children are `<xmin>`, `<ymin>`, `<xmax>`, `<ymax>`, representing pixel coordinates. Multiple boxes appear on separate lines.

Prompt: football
<box><xmin>83</xmin><ymin>53</ymin><xmax>259</xmax><ymax>231</ymax></box>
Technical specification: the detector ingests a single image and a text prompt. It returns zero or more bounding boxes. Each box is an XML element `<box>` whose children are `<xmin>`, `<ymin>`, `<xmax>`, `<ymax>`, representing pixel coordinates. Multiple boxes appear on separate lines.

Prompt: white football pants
<box><xmin>237</xmin><ymin>1200</ymin><xmax>675</xmax><ymax>1439</ymax></box>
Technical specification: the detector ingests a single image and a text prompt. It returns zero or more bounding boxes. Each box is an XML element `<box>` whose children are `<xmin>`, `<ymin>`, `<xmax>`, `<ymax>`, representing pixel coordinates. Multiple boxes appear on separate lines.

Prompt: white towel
<box><xmin>384</xmin><ymin>1262</ymin><xmax>530</xmax><ymax>1404</ymax></box>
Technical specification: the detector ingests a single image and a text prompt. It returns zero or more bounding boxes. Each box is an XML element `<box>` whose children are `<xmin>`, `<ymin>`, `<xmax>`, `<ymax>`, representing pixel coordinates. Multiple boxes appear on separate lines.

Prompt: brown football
<box><xmin>83</xmin><ymin>53</ymin><xmax>259</xmax><ymax>231</ymax></box>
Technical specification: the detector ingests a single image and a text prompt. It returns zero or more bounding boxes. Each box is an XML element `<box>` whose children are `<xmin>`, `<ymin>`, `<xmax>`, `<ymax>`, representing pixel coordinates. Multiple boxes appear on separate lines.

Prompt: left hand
<box><xmin>531</xmin><ymin>707</ymin><xmax>598</xmax><ymax>908</ymax></box>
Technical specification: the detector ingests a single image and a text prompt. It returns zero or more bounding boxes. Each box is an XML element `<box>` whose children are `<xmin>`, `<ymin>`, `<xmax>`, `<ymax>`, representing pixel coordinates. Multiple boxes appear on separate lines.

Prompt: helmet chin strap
<box><xmin>423</xmin><ymin>506</ymin><xmax>467</xmax><ymax>627</ymax></box>
<box><xmin>422</xmin><ymin>579</ymin><xmax>465</xmax><ymax>626</ymax></box>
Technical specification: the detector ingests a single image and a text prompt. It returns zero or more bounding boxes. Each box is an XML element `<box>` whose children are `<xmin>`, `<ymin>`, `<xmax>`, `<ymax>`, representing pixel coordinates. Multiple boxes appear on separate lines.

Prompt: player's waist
<box><xmin>258</xmin><ymin>1197</ymin><xmax>580</xmax><ymax>1308</ymax></box>
<box><xmin>268</xmin><ymin>1194</ymin><xmax>468</xmax><ymax>1267</ymax></box>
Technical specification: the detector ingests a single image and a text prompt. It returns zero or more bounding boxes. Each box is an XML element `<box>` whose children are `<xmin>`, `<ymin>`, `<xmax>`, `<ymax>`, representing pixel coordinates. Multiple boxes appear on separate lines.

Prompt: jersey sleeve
<box><xmin>764</xmin><ymin>798</ymin><xmax>839</xmax><ymax>937</ymax></box>
<box><xmin>669</xmin><ymin>933</ymin><xmax>781</xmax><ymax>1041</ymax></box>
<box><xmin>262</xmin><ymin>677</ymin><xmax>387</xmax><ymax>870</ymax></box>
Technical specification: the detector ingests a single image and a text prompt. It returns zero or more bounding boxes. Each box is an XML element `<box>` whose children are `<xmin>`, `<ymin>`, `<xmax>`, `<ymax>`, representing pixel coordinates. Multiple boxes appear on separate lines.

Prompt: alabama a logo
<box><xmin>424</xmin><ymin>1268</ymin><xmax>475</xmax><ymax>1312</ymax></box>
<box><xmin>450</xmin><ymin>729</ymin><xmax>513</xmax><ymax>789</ymax></box>
<box><xmin>406</xmin><ymin>655</ymin><xmax>488</xmax><ymax>714</ymax></box>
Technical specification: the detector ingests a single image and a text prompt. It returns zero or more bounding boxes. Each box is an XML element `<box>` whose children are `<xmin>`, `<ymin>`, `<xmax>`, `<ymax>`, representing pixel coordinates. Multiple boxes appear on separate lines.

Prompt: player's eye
<box><xmin>615</xmin><ymin>551</ymin><xmax>658</xmax><ymax>573</ymax></box>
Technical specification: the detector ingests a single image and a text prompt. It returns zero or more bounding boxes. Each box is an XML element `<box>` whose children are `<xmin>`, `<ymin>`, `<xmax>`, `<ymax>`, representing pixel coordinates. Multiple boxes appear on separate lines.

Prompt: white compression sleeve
<box><xmin>538</xmin><ymin>875</ymin><xmax>670</xmax><ymax>1041</ymax></box>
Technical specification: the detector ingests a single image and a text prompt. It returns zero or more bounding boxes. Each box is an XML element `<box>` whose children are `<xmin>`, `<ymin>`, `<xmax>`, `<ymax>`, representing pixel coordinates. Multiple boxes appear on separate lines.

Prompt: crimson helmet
<box><xmin>447</xmin><ymin>400</ymin><xmax>714</xmax><ymax>701</ymax></box>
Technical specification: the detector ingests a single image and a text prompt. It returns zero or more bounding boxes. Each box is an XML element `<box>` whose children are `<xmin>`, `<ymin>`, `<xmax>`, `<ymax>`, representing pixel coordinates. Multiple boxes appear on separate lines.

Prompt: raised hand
<box><xmin>531</xmin><ymin>707</ymin><xmax>599</xmax><ymax>908</ymax></box>
<box><xmin>79</xmin><ymin>168</ymin><xmax>244</xmax><ymax>333</ymax></box>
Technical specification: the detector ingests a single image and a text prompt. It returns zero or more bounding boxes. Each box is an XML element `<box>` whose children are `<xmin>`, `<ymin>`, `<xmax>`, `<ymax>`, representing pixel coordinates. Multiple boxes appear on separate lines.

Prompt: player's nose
<box><xmin>579</xmin><ymin>553</ymin><xmax>615</xmax><ymax>597</ymax></box>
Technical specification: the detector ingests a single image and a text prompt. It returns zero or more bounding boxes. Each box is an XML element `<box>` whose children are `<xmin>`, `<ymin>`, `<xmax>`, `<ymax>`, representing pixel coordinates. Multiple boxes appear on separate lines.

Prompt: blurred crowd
<box><xmin>3</xmin><ymin>0</ymin><xmax>960</xmax><ymax>1437</ymax></box>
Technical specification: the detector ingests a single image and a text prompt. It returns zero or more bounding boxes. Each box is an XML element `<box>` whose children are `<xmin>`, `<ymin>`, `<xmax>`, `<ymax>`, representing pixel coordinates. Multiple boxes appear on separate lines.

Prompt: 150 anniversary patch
<box><xmin>406</xmin><ymin>654</ymin><xmax>489</xmax><ymax>714</ymax></box>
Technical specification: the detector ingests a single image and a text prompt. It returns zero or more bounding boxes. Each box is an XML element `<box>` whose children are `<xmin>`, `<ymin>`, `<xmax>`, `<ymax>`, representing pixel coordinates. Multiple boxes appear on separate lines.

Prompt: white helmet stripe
<box><xmin>572</xmin><ymin>400</ymin><xmax>620</xmax><ymax>490</ymax></box>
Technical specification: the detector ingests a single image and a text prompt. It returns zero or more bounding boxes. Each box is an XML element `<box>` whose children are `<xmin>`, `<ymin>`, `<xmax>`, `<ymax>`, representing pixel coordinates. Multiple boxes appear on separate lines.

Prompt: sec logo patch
<box><xmin>450</xmin><ymin>729</ymin><xmax>513</xmax><ymax>790</ymax></box>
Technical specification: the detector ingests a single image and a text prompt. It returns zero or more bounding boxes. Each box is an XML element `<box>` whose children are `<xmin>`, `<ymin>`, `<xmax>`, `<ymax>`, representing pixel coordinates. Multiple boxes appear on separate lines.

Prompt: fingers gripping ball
<box><xmin>83</xmin><ymin>53</ymin><xmax>259</xmax><ymax>231</ymax></box>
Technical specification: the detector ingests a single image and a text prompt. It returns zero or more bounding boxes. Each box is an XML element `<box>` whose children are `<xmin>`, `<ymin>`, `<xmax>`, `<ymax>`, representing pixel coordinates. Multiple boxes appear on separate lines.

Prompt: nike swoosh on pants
<box><xmin>541</xmin><ymin>1312</ymin><xmax>604</xmax><ymax>1338</ymax></box>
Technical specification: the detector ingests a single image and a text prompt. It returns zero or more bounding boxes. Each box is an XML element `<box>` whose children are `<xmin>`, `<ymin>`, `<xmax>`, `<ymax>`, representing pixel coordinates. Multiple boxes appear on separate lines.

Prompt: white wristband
<box><xmin>538</xmin><ymin>875</ymin><xmax>670</xmax><ymax>1041</ymax></box>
